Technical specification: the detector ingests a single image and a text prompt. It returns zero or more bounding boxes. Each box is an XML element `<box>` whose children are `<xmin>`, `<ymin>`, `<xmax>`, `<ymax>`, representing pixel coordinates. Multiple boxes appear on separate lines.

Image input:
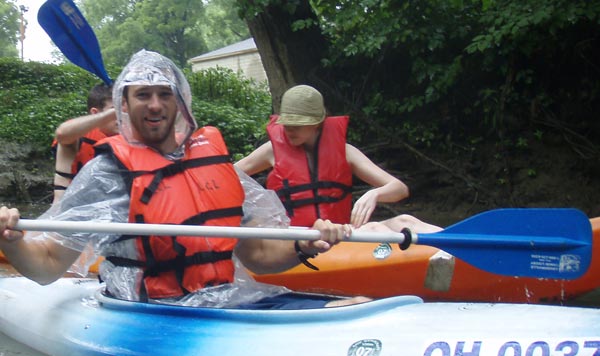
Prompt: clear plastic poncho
<box><xmin>25</xmin><ymin>49</ymin><xmax>292</xmax><ymax>307</ymax></box>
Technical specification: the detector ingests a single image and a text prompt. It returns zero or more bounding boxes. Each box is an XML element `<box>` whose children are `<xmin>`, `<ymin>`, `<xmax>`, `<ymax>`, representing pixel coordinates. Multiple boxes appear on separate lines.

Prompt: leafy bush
<box><xmin>188</xmin><ymin>67</ymin><xmax>271</xmax><ymax>158</ymax></box>
<box><xmin>307</xmin><ymin>0</ymin><xmax>600</xmax><ymax>151</ymax></box>
<box><xmin>0</xmin><ymin>58</ymin><xmax>97</xmax><ymax>152</ymax></box>
<box><xmin>0</xmin><ymin>59</ymin><xmax>271</xmax><ymax>158</ymax></box>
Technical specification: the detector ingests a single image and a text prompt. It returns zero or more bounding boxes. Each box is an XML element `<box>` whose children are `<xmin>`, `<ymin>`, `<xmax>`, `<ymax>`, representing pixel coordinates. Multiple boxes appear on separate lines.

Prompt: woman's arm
<box><xmin>234</xmin><ymin>142</ymin><xmax>275</xmax><ymax>176</ymax></box>
<box><xmin>346</xmin><ymin>144</ymin><xmax>409</xmax><ymax>227</ymax></box>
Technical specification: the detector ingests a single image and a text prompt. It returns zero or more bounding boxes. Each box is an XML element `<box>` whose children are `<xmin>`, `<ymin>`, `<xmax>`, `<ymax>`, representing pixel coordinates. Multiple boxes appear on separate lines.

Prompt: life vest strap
<box><xmin>140</xmin><ymin>155</ymin><xmax>232</xmax><ymax>204</ymax></box>
<box><xmin>276</xmin><ymin>180</ymin><xmax>352</xmax><ymax>196</ymax></box>
<box><xmin>182</xmin><ymin>206</ymin><xmax>244</xmax><ymax>226</ymax></box>
<box><xmin>111</xmin><ymin>207</ymin><xmax>243</xmax><ymax>245</ymax></box>
<box><xmin>55</xmin><ymin>170</ymin><xmax>75</xmax><ymax>179</ymax></box>
<box><xmin>80</xmin><ymin>136</ymin><xmax>97</xmax><ymax>145</ymax></box>
<box><xmin>105</xmin><ymin>250</ymin><xmax>233</xmax><ymax>276</ymax></box>
<box><xmin>277</xmin><ymin>180</ymin><xmax>352</xmax><ymax>216</ymax></box>
<box><xmin>286</xmin><ymin>193</ymin><xmax>352</xmax><ymax>209</ymax></box>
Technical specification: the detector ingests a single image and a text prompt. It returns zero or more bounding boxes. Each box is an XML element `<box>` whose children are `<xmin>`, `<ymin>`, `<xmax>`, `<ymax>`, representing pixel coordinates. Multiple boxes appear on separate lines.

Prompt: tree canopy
<box><xmin>0</xmin><ymin>0</ymin><xmax>19</xmax><ymax>58</ymax></box>
<box><xmin>79</xmin><ymin>0</ymin><xmax>249</xmax><ymax>68</ymax></box>
<box><xmin>238</xmin><ymin>0</ymin><xmax>600</xmax><ymax>217</ymax></box>
<box><xmin>239</xmin><ymin>0</ymin><xmax>600</xmax><ymax>147</ymax></box>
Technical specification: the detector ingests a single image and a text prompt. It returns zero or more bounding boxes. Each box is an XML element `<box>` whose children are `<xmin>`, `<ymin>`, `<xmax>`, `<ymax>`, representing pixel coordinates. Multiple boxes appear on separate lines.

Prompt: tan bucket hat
<box><xmin>276</xmin><ymin>85</ymin><xmax>326</xmax><ymax>126</ymax></box>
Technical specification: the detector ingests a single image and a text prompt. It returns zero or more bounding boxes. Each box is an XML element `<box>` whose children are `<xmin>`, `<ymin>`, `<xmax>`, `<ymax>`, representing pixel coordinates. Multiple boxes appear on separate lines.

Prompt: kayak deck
<box><xmin>1</xmin><ymin>277</ymin><xmax>600</xmax><ymax>356</ymax></box>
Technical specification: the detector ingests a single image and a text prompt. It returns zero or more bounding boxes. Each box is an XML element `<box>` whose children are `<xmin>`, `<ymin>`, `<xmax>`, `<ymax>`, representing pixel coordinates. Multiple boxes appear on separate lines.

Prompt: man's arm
<box><xmin>0</xmin><ymin>207</ymin><xmax>80</xmax><ymax>285</ymax></box>
<box><xmin>234</xmin><ymin>219</ymin><xmax>350</xmax><ymax>274</ymax></box>
<box><xmin>1</xmin><ymin>155</ymin><xmax>128</xmax><ymax>285</ymax></box>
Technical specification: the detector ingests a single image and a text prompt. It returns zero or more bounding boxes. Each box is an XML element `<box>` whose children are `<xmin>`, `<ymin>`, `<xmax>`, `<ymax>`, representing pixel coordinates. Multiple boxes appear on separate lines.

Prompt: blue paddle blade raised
<box><xmin>38</xmin><ymin>0</ymin><xmax>112</xmax><ymax>85</ymax></box>
<box><xmin>415</xmin><ymin>208</ymin><xmax>592</xmax><ymax>280</ymax></box>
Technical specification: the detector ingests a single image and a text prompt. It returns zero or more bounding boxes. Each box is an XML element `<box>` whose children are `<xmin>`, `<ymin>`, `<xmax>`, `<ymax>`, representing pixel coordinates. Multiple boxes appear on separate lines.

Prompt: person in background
<box><xmin>0</xmin><ymin>50</ymin><xmax>368</xmax><ymax>309</ymax></box>
<box><xmin>52</xmin><ymin>83</ymin><xmax>117</xmax><ymax>203</ymax></box>
<box><xmin>235</xmin><ymin>84</ymin><xmax>440</xmax><ymax>234</ymax></box>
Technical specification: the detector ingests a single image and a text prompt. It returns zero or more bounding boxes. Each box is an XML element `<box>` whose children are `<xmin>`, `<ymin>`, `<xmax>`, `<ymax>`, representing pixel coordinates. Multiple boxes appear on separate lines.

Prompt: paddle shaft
<box><xmin>14</xmin><ymin>218</ymin><xmax>585</xmax><ymax>250</ymax></box>
<box><xmin>15</xmin><ymin>219</ymin><xmax>406</xmax><ymax>243</ymax></box>
<box><xmin>11</xmin><ymin>208</ymin><xmax>593</xmax><ymax>280</ymax></box>
<box><xmin>14</xmin><ymin>218</ymin><xmax>585</xmax><ymax>247</ymax></box>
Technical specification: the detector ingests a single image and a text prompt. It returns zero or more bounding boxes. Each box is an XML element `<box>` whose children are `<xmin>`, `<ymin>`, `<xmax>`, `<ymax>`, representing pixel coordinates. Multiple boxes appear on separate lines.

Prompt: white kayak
<box><xmin>0</xmin><ymin>277</ymin><xmax>599</xmax><ymax>356</ymax></box>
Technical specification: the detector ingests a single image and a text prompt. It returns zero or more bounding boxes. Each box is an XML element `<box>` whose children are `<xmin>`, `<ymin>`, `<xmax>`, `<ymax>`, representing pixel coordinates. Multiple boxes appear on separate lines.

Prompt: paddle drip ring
<box><xmin>399</xmin><ymin>228</ymin><xmax>412</xmax><ymax>250</ymax></box>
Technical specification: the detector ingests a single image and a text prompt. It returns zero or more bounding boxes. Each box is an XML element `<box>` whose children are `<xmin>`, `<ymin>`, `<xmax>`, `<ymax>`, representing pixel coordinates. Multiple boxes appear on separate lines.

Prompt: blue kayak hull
<box><xmin>1</xmin><ymin>277</ymin><xmax>600</xmax><ymax>356</ymax></box>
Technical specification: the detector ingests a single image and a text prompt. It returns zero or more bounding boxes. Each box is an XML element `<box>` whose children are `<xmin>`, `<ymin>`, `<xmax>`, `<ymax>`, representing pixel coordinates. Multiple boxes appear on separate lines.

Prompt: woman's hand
<box><xmin>351</xmin><ymin>189</ymin><xmax>379</xmax><ymax>228</ymax></box>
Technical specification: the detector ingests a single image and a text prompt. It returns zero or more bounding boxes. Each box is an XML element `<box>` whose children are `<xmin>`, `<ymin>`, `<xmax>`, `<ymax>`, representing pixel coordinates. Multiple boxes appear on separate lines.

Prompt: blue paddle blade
<box><xmin>38</xmin><ymin>0</ymin><xmax>112</xmax><ymax>85</ymax></box>
<box><xmin>416</xmin><ymin>208</ymin><xmax>592</xmax><ymax>280</ymax></box>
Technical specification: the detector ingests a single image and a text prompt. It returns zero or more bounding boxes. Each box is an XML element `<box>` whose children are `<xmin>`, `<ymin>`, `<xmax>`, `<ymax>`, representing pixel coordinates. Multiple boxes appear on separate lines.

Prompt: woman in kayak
<box><xmin>0</xmin><ymin>50</ymin><xmax>369</xmax><ymax>309</ymax></box>
<box><xmin>235</xmin><ymin>85</ymin><xmax>440</xmax><ymax>233</ymax></box>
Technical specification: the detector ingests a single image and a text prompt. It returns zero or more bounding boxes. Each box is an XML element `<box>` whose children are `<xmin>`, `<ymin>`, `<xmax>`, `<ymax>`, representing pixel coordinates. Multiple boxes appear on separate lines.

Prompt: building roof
<box><xmin>189</xmin><ymin>38</ymin><xmax>257</xmax><ymax>63</ymax></box>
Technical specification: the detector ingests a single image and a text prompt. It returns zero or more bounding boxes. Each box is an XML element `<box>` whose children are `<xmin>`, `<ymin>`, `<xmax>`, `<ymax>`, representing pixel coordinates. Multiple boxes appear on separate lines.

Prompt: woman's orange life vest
<box><xmin>95</xmin><ymin>127</ymin><xmax>244</xmax><ymax>300</ymax></box>
<box><xmin>266</xmin><ymin>115</ymin><xmax>353</xmax><ymax>227</ymax></box>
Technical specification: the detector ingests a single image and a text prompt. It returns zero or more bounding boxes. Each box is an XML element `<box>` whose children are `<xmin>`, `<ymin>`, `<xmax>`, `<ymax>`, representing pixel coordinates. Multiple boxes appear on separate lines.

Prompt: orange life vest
<box><xmin>95</xmin><ymin>127</ymin><xmax>244</xmax><ymax>300</ymax></box>
<box><xmin>51</xmin><ymin>128</ymin><xmax>110</xmax><ymax>191</ymax></box>
<box><xmin>71</xmin><ymin>128</ymin><xmax>110</xmax><ymax>175</ymax></box>
<box><xmin>266</xmin><ymin>115</ymin><xmax>353</xmax><ymax>227</ymax></box>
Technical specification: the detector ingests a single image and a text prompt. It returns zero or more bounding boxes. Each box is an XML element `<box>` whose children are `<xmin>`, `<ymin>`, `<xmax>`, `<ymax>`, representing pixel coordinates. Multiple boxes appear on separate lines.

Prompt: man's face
<box><xmin>123</xmin><ymin>85</ymin><xmax>179</xmax><ymax>153</ymax></box>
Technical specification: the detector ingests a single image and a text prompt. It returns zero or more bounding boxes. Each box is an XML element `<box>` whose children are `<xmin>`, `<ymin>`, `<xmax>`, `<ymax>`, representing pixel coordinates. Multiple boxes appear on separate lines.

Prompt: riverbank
<box><xmin>0</xmin><ymin>140</ymin><xmax>54</xmax><ymax>210</ymax></box>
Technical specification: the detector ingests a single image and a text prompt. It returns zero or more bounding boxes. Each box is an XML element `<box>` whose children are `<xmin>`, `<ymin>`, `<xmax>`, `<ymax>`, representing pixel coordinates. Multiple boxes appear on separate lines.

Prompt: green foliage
<box><xmin>306</xmin><ymin>0</ymin><xmax>485</xmax><ymax>145</ymax></box>
<box><xmin>236</xmin><ymin>0</ymin><xmax>302</xmax><ymax>18</ymax></box>
<box><xmin>80</xmin><ymin>0</ymin><xmax>249</xmax><ymax>68</ymax></box>
<box><xmin>461</xmin><ymin>0</ymin><xmax>600</xmax><ymax>130</ymax></box>
<box><xmin>0</xmin><ymin>59</ymin><xmax>270</xmax><ymax>159</ymax></box>
<box><xmin>0</xmin><ymin>0</ymin><xmax>20</xmax><ymax>58</ymax></box>
<box><xmin>277</xmin><ymin>0</ymin><xmax>600</xmax><ymax>151</ymax></box>
<box><xmin>188</xmin><ymin>67</ymin><xmax>271</xmax><ymax>159</ymax></box>
<box><xmin>0</xmin><ymin>58</ymin><xmax>97</xmax><ymax>149</ymax></box>
<box><xmin>79</xmin><ymin>0</ymin><xmax>207</xmax><ymax>68</ymax></box>
<box><xmin>201</xmin><ymin>0</ymin><xmax>251</xmax><ymax>51</ymax></box>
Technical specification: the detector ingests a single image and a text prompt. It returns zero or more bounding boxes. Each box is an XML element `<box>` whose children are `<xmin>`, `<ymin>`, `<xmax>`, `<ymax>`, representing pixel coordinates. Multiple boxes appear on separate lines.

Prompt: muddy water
<box><xmin>0</xmin><ymin>334</ymin><xmax>46</xmax><ymax>356</ymax></box>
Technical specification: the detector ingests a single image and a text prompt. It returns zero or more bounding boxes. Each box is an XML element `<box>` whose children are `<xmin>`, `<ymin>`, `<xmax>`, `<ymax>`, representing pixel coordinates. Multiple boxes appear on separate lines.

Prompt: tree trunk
<box><xmin>242</xmin><ymin>1</ymin><xmax>328</xmax><ymax>112</ymax></box>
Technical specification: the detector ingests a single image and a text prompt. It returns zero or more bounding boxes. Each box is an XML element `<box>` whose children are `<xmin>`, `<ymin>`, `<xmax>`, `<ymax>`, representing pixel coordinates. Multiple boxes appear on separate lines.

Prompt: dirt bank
<box><xmin>0</xmin><ymin>140</ymin><xmax>54</xmax><ymax>209</ymax></box>
<box><xmin>362</xmin><ymin>130</ymin><xmax>600</xmax><ymax>227</ymax></box>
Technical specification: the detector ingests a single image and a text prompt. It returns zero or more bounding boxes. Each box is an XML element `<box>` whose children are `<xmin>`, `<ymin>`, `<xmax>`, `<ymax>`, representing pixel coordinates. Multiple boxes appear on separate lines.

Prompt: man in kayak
<box><xmin>51</xmin><ymin>83</ymin><xmax>118</xmax><ymax>203</ymax></box>
<box><xmin>235</xmin><ymin>84</ymin><xmax>440</xmax><ymax>233</ymax></box>
<box><xmin>0</xmin><ymin>50</ymin><xmax>367</xmax><ymax>309</ymax></box>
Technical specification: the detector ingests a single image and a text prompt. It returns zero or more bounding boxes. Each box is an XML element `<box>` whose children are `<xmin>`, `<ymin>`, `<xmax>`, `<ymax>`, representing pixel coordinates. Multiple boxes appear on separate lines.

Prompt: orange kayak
<box><xmin>253</xmin><ymin>217</ymin><xmax>600</xmax><ymax>303</ymax></box>
<box><xmin>2</xmin><ymin>218</ymin><xmax>597</xmax><ymax>303</ymax></box>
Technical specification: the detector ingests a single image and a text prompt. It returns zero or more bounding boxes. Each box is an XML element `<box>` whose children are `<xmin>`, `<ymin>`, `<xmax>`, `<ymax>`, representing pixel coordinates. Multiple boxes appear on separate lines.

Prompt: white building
<box><xmin>188</xmin><ymin>38</ymin><xmax>268</xmax><ymax>84</ymax></box>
